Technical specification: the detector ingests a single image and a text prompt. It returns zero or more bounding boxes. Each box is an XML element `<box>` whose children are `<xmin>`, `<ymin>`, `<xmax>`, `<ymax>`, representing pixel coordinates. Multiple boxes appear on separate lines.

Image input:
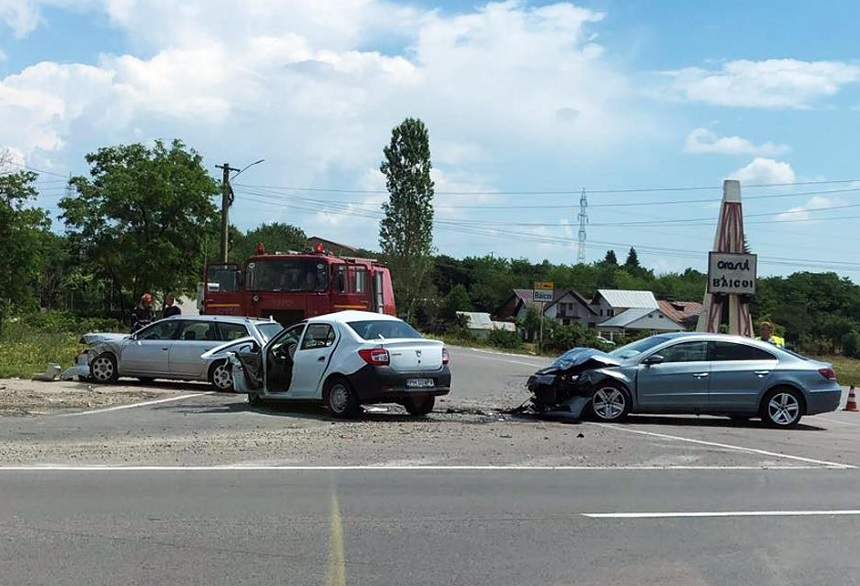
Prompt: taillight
<box><xmin>359</xmin><ymin>348</ymin><xmax>390</xmax><ymax>366</ymax></box>
<box><xmin>442</xmin><ymin>347</ymin><xmax>450</xmax><ymax>365</ymax></box>
<box><xmin>818</xmin><ymin>367</ymin><xmax>837</xmax><ymax>381</ymax></box>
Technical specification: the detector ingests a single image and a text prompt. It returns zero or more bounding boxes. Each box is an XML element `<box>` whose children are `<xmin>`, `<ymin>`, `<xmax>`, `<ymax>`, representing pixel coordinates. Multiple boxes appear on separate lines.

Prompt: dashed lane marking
<box><xmin>588</xmin><ymin>422</ymin><xmax>855</xmax><ymax>469</ymax></box>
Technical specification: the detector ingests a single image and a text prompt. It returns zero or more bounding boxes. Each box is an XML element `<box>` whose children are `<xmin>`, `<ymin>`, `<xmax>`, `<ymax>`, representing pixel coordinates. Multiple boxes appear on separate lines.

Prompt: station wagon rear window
<box><xmin>348</xmin><ymin>320</ymin><xmax>422</xmax><ymax>340</ymax></box>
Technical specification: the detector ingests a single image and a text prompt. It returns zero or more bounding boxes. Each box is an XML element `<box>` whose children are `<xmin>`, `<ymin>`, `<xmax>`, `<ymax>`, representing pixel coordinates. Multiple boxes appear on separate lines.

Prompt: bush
<box><xmin>543</xmin><ymin>322</ymin><xmax>600</xmax><ymax>353</ymax></box>
<box><xmin>17</xmin><ymin>311</ymin><xmax>123</xmax><ymax>334</ymax></box>
<box><xmin>487</xmin><ymin>328</ymin><xmax>521</xmax><ymax>349</ymax></box>
<box><xmin>842</xmin><ymin>331</ymin><xmax>860</xmax><ymax>358</ymax></box>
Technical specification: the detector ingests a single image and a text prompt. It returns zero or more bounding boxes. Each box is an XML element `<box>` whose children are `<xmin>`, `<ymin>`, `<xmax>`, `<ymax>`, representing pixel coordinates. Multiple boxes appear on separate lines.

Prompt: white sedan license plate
<box><xmin>406</xmin><ymin>378</ymin><xmax>434</xmax><ymax>389</ymax></box>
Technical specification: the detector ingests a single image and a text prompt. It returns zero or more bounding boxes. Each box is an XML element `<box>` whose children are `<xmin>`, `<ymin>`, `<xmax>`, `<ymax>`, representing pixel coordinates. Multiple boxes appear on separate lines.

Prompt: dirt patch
<box><xmin>0</xmin><ymin>378</ymin><xmax>166</xmax><ymax>416</ymax></box>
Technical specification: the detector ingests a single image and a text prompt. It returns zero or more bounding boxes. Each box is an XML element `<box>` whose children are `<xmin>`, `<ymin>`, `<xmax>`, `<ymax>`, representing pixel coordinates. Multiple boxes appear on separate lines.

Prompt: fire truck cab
<box><xmin>202</xmin><ymin>246</ymin><xmax>396</xmax><ymax>325</ymax></box>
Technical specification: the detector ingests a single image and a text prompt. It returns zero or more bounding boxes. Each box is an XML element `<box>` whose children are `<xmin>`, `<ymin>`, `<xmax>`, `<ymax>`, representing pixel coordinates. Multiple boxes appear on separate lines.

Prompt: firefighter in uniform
<box><xmin>756</xmin><ymin>320</ymin><xmax>785</xmax><ymax>348</ymax></box>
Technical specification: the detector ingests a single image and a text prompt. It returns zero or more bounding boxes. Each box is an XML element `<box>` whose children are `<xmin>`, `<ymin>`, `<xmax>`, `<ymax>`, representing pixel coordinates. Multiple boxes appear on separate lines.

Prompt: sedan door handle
<box><xmin>754</xmin><ymin>370</ymin><xmax>770</xmax><ymax>376</ymax></box>
<box><xmin>317</xmin><ymin>356</ymin><xmax>327</xmax><ymax>362</ymax></box>
<box><xmin>161</xmin><ymin>347</ymin><xmax>169</xmax><ymax>351</ymax></box>
<box><xmin>693</xmin><ymin>372</ymin><xmax>709</xmax><ymax>378</ymax></box>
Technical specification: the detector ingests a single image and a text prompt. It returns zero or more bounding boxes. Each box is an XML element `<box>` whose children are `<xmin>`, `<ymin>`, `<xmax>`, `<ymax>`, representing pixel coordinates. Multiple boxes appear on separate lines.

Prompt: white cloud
<box><xmin>0</xmin><ymin>0</ymin><xmax>40</xmax><ymax>38</ymax></box>
<box><xmin>661</xmin><ymin>59</ymin><xmax>860</xmax><ymax>109</ymax></box>
<box><xmin>776</xmin><ymin>196</ymin><xmax>839</xmax><ymax>221</ymax></box>
<box><xmin>729</xmin><ymin>157</ymin><xmax>795</xmax><ymax>185</ymax></box>
<box><xmin>0</xmin><ymin>1</ymin><xmax>644</xmax><ymax>187</ymax></box>
<box><xmin>684</xmin><ymin>128</ymin><xmax>789</xmax><ymax>157</ymax></box>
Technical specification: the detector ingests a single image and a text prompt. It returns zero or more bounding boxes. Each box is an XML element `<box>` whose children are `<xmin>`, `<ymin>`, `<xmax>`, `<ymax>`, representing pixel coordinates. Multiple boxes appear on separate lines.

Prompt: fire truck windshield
<box><xmin>246</xmin><ymin>259</ymin><xmax>329</xmax><ymax>292</ymax></box>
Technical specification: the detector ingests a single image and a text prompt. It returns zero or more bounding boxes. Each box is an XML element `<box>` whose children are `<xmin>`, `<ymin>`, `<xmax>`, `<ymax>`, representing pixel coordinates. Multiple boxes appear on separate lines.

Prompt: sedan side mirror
<box><xmin>642</xmin><ymin>354</ymin><xmax>664</xmax><ymax>366</ymax></box>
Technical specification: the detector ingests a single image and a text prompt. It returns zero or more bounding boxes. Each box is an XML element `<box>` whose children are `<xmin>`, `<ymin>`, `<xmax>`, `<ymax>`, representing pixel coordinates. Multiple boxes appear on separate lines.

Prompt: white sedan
<box><xmin>206</xmin><ymin>310</ymin><xmax>452</xmax><ymax>417</ymax></box>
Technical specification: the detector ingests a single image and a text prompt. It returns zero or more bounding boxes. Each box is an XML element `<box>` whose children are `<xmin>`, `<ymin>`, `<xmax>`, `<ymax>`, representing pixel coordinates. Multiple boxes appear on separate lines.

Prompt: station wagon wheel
<box><xmin>325</xmin><ymin>378</ymin><xmax>360</xmax><ymax>419</ymax></box>
<box><xmin>590</xmin><ymin>384</ymin><xmax>630</xmax><ymax>422</ymax></box>
<box><xmin>209</xmin><ymin>361</ymin><xmax>233</xmax><ymax>392</ymax></box>
<box><xmin>90</xmin><ymin>353</ymin><xmax>118</xmax><ymax>384</ymax></box>
<box><xmin>762</xmin><ymin>387</ymin><xmax>803</xmax><ymax>428</ymax></box>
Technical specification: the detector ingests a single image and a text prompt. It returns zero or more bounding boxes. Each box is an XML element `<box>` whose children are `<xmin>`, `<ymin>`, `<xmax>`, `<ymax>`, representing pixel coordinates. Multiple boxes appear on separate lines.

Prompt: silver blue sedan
<box><xmin>527</xmin><ymin>332</ymin><xmax>842</xmax><ymax>427</ymax></box>
<box><xmin>83</xmin><ymin>316</ymin><xmax>283</xmax><ymax>390</ymax></box>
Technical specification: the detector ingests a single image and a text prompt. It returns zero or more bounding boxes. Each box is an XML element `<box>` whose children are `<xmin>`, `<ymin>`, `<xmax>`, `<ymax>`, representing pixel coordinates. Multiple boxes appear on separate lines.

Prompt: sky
<box><xmin>2</xmin><ymin>0</ymin><xmax>860</xmax><ymax>280</ymax></box>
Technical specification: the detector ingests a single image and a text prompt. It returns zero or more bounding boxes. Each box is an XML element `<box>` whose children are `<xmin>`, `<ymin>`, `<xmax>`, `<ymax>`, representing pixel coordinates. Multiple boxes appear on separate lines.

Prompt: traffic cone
<box><xmin>846</xmin><ymin>386</ymin><xmax>858</xmax><ymax>412</ymax></box>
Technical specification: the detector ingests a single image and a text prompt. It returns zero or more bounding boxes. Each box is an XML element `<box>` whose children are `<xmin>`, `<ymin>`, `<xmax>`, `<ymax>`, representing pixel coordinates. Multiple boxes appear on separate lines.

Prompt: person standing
<box><xmin>756</xmin><ymin>320</ymin><xmax>785</xmax><ymax>348</ymax></box>
<box><xmin>131</xmin><ymin>293</ymin><xmax>155</xmax><ymax>332</ymax></box>
<box><xmin>162</xmin><ymin>293</ymin><xmax>181</xmax><ymax>318</ymax></box>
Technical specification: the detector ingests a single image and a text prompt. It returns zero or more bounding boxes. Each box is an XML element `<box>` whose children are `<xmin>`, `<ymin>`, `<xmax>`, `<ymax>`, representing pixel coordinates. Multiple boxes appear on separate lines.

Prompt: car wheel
<box><xmin>404</xmin><ymin>395</ymin><xmax>435</xmax><ymax>416</ymax></box>
<box><xmin>589</xmin><ymin>383</ymin><xmax>630</xmax><ymax>422</ymax></box>
<box><xmin>325</xmin><ymin>378</ymin><xmax>360</xmax><ymax>419</ymax></box>
<box><xmin>761</xmin><ymin>387</ymin><xmax>803</xmax><ymax>428</ymax></box>
<box><xmin>209</xmin><ymin>361</ymin><xmax>233</xmax><ymax>392</ymax></box>
<box><xmin>90</xmin><ymin>353</ymin><xmax>118</xmax><ymax>384</ymax></box>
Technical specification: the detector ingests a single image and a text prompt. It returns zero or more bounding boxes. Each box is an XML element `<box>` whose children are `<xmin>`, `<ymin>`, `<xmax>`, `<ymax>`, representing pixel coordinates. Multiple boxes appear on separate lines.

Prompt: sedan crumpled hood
<box><xmin>80</xmin><ymin>332</ymin><xmax>129</xmax><ymax>345</ymax></box>
<box><xmin>535</xmin><ymin>347</ymin><xmax>621</xmax><ymax>375</ymax></box>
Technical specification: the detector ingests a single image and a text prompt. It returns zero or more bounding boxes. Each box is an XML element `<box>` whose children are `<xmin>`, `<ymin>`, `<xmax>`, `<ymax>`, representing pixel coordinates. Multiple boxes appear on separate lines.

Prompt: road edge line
<box><xmin>59</xmin><ymin>391</ymin><xmax>216</xmax><ymax>417</ymax></box>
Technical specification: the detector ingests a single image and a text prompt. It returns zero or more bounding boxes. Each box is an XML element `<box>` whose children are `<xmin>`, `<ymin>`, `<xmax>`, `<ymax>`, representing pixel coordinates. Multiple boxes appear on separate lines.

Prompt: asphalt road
<box><xmin>2</xmin><ymin>346</ymin><xmax>859</xmax><ymax>584</ymax></box>
<box><xmin>2</xmin><ymin>469</ymin><xmax>859</xmax><ymax>585</ymax></box>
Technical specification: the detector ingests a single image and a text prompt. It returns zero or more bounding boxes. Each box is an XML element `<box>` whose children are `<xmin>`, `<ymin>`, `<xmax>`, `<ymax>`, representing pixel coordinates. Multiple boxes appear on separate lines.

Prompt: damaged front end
<box><xmin>526</xmin><ymin>348</ymin><xmax>622</xmax><ymax>417</ymax></box>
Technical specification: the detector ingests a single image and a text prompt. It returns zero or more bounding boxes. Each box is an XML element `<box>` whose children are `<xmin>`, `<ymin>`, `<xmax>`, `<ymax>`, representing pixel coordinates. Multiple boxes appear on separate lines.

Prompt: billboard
<box><xmin>708</xmin><ymin>252</ymin><xmax>757</xmax><ymax>295</ymax></box>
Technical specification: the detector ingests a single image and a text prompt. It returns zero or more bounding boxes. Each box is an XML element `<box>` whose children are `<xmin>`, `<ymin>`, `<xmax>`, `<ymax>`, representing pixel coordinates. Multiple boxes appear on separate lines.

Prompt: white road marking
<box><xmin>588</xmin><ymin>422</ymin><xmax>856</xmax><ymax>469</ymax></box>
<box><xmin>0</xmin><ymin>464</ymin><xmax>841</xmax><ymax>472</ymax></box>
<box><xmin>583</xmin><ymin>510</ymin><xmax>860</xmax><ymax>519</ymax></box>
<box><xmin>459</xmin><ymin>348</ymin><xmax>548</xmax><ymax>368</ymax></box>
<box><xmin>60</xmin><ymin>392</ymin><xmax>216</xmax><ymax>417</ymax></box>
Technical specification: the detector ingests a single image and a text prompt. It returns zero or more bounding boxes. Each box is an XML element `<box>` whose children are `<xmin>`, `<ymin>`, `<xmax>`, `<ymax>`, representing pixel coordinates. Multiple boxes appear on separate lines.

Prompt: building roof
<box><xmin>596</xmin><ymin>289</ymin><xmax>659</xmax><ymax>309</ymax></box>
<box><xmin>510</xmin><ymin>288</ymin><xmax>596</xmax><ymax>314</ymax></box>
<box><xmin>599</xmin><ymin>307</ymin><xmax>686</xmax><ymax>331</ymax></box>
<box><xmin>658</xmin><ymin>300</ymin><xmax>704</xmax><ymax>323</ymax></box>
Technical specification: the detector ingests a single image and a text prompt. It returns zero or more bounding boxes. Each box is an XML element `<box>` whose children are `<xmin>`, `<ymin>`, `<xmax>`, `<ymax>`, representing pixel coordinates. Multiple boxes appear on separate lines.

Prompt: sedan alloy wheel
<box><xmin>592</xmin><ymin>386</ymin><xmax>628</xmax><ymax>421</ymax></box>
<box><xmin>766</xmin><ymin>391</ymin><xmax>801</xmax><ymax>426</ymax></box>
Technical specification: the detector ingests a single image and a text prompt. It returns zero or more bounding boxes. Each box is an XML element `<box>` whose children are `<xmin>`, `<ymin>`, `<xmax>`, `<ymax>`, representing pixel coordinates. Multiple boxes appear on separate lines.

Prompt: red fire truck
<box><xmin>201</xmin><ymin>244</ymin><xmax>396</xmax><ymax>325</ymax></box>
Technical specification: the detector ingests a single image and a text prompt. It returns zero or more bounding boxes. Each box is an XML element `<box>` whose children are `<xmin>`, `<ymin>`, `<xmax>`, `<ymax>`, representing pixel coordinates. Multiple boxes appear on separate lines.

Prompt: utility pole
<box><xmin>577</xmin><ymin>188</ymin><xmax>588</xmax><ymax>264</ymax></box>
<box><xmin>215</xmin><ymin>162</ymin><xmax>239</xmax><ymax>263</ymax></box>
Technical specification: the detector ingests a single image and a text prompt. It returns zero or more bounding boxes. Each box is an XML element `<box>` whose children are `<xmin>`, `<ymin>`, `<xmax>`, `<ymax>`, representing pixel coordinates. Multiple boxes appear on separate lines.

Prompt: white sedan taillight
<box><xmin>359</xmin><ymin>347</ymin><xmax>390</xmax><ymax>366</ymax></box>
<box><xmin>442</xmin><ymin>347</ymin><xmax>450</xmax><ymax>365</ymax></box>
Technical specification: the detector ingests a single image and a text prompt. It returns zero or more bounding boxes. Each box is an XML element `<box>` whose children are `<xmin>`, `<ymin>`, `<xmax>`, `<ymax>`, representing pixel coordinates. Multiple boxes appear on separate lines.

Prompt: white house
<box><xmin>456</xmin><ymin>311</ymin><xmax>517</xmax><ymax>340</ymax></box>
<box><xmin>498</xmin><ymin>288</ymin><xmax>597</xmax><ymax>327</ymax></box>
<box><xmin>591</xmin><ymin>289</ymin><xmax>659</xmax><ymax>320</ymax></box>
<box><xmin>596</xmin><ymin>307</ymin><xmax>685</xmax><ymax>340</ymax></box>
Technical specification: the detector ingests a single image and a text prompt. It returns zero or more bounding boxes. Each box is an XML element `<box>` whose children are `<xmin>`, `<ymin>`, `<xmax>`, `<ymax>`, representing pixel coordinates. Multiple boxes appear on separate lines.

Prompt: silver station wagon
<box><xmin>83</xmin><ymin>316</ymin><xmax>283</xmax><ymax>390</ymax></box>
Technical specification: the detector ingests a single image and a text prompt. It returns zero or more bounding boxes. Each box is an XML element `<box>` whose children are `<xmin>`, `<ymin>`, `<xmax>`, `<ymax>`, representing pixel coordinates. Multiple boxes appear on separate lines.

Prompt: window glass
<box><xmin>269</xmin><ymin>323</ymin><xmax>305</xmax><ymax>360</ymax></box>
<box><xmin>246</xmin><ymin>260</ymin><xmax>328</xmax><ymax>292</ymax></box>
<box><xmin>710</xmin><ymin>341</ymin><xmax>775</xmax><ymax>361</ymax></box>
<box><xmin>348</xmin><ymin>320</ymin><xmax>422</xmax><ymax>340</ymax></box>
<box><xmin>137</xmin><ymin>320</ymin><xmax>181</xmax><ymax>341</ymax></box>
<box><xmin>219</xmin><ymin>322</ymin><xmax>249</xmax><ymax>341</ymax></box>
<box><xmin>657</xmin><ymin>341</ymin><xmax>709</xmax><ymax>363</ymax></box>
<box><xmin>206</xmin><ymin>264</ymin><xmax>241</xmax><ymax>293</ymax></box>
<box><xmin>609</xmin><ymin>335</ymin><xmax>674</xmax><ymax>360</ymax></box>
<box><xmin>300</xmin><ymin>324</ymin><xmax>336</xmax><ymax>350</ymax></box>
<box><xmin>178</xmin><ymin>320</ymin><xmax>219</xmax><ymax>342</ymax></box>
<box><xmin>335</xmin><ymin>265</ymin><xmax>369</xmax><ymax>294</ymax></box>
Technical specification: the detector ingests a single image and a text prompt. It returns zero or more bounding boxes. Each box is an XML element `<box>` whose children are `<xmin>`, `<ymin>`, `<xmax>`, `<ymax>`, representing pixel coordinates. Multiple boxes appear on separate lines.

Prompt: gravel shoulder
<box><xmin>0</xmin><ymin>378</ymin><xmax>181</xmax><ymax>416</ymax></box>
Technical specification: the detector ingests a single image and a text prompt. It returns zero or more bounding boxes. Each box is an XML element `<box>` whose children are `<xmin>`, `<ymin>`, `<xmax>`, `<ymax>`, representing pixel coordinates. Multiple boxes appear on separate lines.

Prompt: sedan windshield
<box><xmin>348</xmin><ymin>320</ymin><xmax>422</xmax><ymax>340</ymax></box>
<box><xmin>608</xmin><ymin>335</ymin><xmax>674</xmax><ymax>360</ymax></box>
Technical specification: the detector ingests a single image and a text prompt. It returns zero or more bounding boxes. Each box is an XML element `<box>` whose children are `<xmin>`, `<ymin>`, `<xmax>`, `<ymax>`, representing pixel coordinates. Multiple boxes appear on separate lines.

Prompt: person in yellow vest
<box><xmin>756</xmin><ymin>320</ymin><xmax>785</xmax><ymax>348</ymax></box>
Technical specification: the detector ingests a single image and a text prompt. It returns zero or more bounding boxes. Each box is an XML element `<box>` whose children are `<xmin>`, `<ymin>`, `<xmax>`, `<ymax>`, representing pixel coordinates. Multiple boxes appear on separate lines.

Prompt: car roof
<box><xmin>307</xmin><ymin>310</ymin><xmax>400</xmax><ymax>324</ymax></box>
<box><xmin>648</xmin><ymin>331</ymin><xmax>785</xmax><ymax>351</ymax></box>
<box><xmin>160</xmin><ymin>315</ymin><xmax>276</xmax><ymax>325</ymax></box>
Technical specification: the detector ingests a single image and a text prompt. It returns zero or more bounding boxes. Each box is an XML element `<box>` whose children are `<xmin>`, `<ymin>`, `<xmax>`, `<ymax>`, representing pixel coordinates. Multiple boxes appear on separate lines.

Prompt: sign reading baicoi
<box><xmin>533</xmin><ymin>281</ymin><xmax>554</xmax><ymax>303</ymax></box>
<box><xmin>708</xmin><ymin>252</ymin><xmax>757</xmax><ymax>295</ymax></box>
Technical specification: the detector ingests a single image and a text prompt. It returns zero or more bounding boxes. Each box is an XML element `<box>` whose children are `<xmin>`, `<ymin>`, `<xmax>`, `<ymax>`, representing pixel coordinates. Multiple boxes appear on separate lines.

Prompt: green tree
<box><xmin>602</xmin><ymin>250</ymin><xmax>618</xmax><ymax>266</ymax></box>
<box><xmin>379</xmin><ymin>118</ymin><xmax>435</xmax><ymax>320</ymax></box>
<box><xmin>443</xmin><ymin>284</ymin><xmax>472</xmax><ymax>320</ymax></box>
<box><xmin>231</xmin><ymin>222</ymin><xmax>307</xmax><ymax>262</ymax></box>
<box><xmin>0</xmin><ymin>164</ymin><xmax>51</xmax><ymax>323</ymax></box>
<box><xmin>624</xmin><ymin>247</ymin><xmax>640</xmax><ymax>270</ymax></box>
<box><xmin>60</xmin><ymin>140</ymin><xmax>219</xmax><ymax>306</ymax></box>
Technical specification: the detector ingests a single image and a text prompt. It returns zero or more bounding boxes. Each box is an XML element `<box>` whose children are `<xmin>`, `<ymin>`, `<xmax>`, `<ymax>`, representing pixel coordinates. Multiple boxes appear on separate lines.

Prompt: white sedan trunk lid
<box><xmin>381</xmin><ymin>339</ymin><xmax>444</xmax><ymax>372</ymax></box>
